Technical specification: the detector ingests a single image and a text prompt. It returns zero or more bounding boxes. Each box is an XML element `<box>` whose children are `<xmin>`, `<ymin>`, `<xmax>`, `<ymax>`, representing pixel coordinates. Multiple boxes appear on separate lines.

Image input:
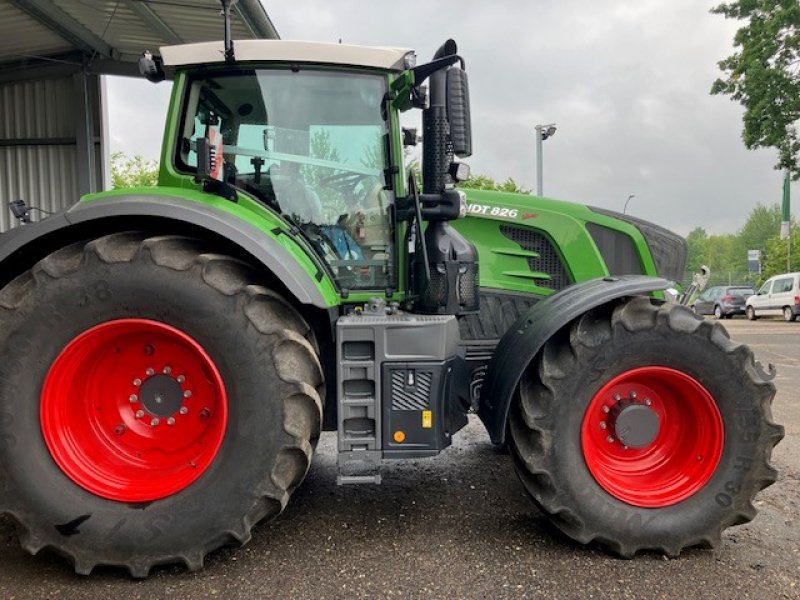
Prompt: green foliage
<box><xmin>462</xmin><ymin>173</ymin><xmax>531</xmax><ymax>194</ymax></box>
<box><xmin>684</xmin><ymin>203</ymin><xmax>789</xmax><ymax>285</ymax></box>
<box><xmin>110</xmin><ymin>152</ymin><xmax>159</xmax><ymax>189</ymax></box>
<box><xmin>763</xmin><ymin>224</ymin><xmax>800</xmax><ymax>277</ymax></box>
<box><xmin>711</xmin><ymin>1</ymin><xmax>800</xmax><ymax>175</ymax></box>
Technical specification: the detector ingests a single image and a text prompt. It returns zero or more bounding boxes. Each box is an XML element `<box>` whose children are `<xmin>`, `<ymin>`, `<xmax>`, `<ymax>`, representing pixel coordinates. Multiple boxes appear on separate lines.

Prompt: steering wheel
<box><xmin>319</xmin><ymin>171</ymin><xmax>374</xmax><ymax>191</ymax></box>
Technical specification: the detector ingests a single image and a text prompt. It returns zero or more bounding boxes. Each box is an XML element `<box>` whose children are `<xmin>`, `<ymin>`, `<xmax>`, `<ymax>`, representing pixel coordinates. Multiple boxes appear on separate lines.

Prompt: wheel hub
<box><xmin>608</xmin><ymin>399</ymin><xmax>660</xmax><ymax>448</ymax></box>
<box><xmin>40</xmin><ymin>319</ymin><xmax>228</xmax><ymax>502</ymax></box>
<box><xmin>139</xmin><ymin>374</ymin><xmax>184</xmax><ymax>417</ymax></box>
<box><xmin>581</xmin><ymin>366</ymin><xmax>724</xmax><ymax>507</ymax></box>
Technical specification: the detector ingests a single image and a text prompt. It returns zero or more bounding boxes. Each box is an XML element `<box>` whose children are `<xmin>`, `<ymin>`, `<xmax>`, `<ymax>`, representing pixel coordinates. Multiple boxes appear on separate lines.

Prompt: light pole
<box><xmin>535</xmin><ymin>123</ymin><xmax>557</xmax><ymax>196</ymax></box>
<box><xmin>623</xmin><ymin>194</ymin><xmax>636</xmax><ymax>214</ymax></box>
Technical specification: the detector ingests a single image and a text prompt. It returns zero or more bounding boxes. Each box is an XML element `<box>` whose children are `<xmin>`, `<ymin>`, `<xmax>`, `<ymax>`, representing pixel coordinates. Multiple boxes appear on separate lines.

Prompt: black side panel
<box><xmin>586</xmin><ymin>222</ymin><xmax>644</xmax><ymax>276</ymax></box>
<box><xmin>458</xmin><ymin>288</ymin><xmax>541</xmax><ymax>409</ymax></box>
<box><xmin>0</xmin><ymin>195</ymin><xmax>329</xmax><ymax>308</ymax></box>
<box><xmin>478</xmin><ymin>275</ymin><xmax>671</xmax><ymax>444</ymax></box>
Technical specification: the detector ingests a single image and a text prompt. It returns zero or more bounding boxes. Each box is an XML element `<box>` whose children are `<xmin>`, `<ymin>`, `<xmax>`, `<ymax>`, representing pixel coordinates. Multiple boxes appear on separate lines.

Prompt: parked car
<box><xmin>693</xmin><ymin>285</ymin><xmax>755</xmax><ymax>319</ymax></box>
<box><xmin>745</xmin><ymin>272</ymin><xmax>800</xmax><ymax>322</ymax></box>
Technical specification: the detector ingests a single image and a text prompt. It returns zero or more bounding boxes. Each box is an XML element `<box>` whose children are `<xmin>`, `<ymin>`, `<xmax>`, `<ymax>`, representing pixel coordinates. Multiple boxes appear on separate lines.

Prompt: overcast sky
<box><xmin>106</xmin><ymin>0</ymin><xmax>797</xmax><ymax>236</ymax></box>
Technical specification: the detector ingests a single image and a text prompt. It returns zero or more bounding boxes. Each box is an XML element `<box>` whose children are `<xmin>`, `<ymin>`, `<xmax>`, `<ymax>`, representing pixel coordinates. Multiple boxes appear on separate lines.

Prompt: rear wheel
<box><xmin>0</xmin><ymin>233</ymin><xmax>324</xmax><ymax>576</ymax></box>
<box><xmin>783</xmin><ymin>307</ymin><xmax>797</xmax><ymax>322</ymax></box>
<box><xmin>746</xmin><ymin>305</ymin><xmax>757</xmax><ymax>320</ymax></box>
<box><xmin>508</xmin><ymin>297</ymin><xmax>783</xmax><ymax>557</ymax></box>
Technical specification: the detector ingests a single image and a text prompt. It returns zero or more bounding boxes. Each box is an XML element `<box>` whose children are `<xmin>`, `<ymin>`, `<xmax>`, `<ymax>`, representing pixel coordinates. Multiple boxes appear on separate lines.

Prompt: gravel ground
<box><xmin>0</xmin><ymin>317</ymin><xmax>797</xmax><ymax>599</ymax></box>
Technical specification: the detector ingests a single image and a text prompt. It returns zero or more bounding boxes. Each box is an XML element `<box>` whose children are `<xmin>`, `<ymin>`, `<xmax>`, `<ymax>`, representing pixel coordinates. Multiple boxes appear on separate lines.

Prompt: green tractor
<box><xmin>0</xmin><ymin>5</ymin><xmax>783</xmax><ymax>577</ymax></box>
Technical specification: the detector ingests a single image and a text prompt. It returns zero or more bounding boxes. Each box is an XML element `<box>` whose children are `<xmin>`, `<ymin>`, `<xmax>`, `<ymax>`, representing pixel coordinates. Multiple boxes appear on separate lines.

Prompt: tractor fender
<box><xmin>0</xmin><ymin>194</ymin><xmax>331</xmax><ymax>308</ymax></box>
<box><xmin>478</xmin><ymin>275</ymin><xmax>671</xmax><ymax>444</ymax></box>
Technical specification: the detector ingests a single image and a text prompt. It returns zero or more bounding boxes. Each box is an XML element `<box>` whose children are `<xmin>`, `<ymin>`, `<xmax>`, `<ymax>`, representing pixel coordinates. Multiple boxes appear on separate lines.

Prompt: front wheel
<box><xmin>783</xmin><ymin>307</ymin><xmax>797</xmax><ymax>322</ymax></box>
<box><xmin>713</xmin><ymin>305</ymin><xmax>723</xmax><ymax>319</ymax></box>
<box><xmin>0</xmin><ymin>233</ymin><xmax>324</xmax><ymax>576</ymax></box>
<box><xmin>746</xmin><ymin>306</ymin><xmax>758</xmax><ymax>321</ymax></box>
<box><xmin>508</xmin><ymin>298</ymin><xmax>783</xmax><ymax>557</ymax></box>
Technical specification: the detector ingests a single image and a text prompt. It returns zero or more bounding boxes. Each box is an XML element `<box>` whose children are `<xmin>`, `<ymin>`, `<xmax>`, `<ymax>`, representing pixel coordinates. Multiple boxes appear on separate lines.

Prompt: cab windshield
<box><xmin>179</xmin><ymin>68</ymin><xmax>394</xmax><ymax>290</ymax></box>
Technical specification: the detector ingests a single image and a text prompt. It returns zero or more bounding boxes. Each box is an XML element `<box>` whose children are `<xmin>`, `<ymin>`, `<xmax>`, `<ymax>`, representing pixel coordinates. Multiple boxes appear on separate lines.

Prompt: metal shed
<box><xmin>0</xmin><ymin>0</ymin><xmax>278</xmax><ymax>233</ymax></box>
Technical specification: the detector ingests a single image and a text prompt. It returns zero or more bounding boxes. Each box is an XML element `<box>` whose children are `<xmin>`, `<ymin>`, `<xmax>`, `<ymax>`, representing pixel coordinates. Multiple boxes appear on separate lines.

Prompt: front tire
<box><xmin>508</xmin><ymin>298</ymin><xmax>782</xmax><ymax>557</ymax></box>
<box><xmin>713</xmin><ymin>305</ymin><xmax>723</xmax><ymax>319</ymax></box>
<box><xmin>746</xmin><ymin>306</ymin><xmax>757</xmax><ymax>321</ymax></box>
<box><xmin>0</xmin><ymin>233</ymin><xmax>324</xmax><ymax>576</ymax></box>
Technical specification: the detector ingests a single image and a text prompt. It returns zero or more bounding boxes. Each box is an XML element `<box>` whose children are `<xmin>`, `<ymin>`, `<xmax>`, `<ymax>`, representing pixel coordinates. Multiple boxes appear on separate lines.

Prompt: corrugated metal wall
<box><xmin>0</xmin><ymin>75</ymin><xmax>102</xmax><ymax>232</ymax></box>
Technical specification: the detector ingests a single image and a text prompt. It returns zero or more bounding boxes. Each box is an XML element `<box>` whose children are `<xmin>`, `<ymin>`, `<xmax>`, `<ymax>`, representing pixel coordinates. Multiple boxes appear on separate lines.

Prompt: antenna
<box><xmin>220</xmin><ymin>0</ymin><xmax>237</xmax><ymax>63</ymax></box>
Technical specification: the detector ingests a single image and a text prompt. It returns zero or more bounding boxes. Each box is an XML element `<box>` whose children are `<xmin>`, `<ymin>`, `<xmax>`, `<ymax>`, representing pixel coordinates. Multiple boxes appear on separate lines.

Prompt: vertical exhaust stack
<box><xmin>421</xmin><ymin>39</ymin><xmax>457</xmax><ymax>195</ymax></box>
<box><xmin>415</xmin><ymin>39</ymin><xmax>479</xmax><ymax>317</ymax></box>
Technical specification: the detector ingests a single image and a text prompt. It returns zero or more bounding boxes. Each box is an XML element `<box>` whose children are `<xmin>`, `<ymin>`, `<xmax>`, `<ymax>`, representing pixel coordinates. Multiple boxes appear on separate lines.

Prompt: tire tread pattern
<box><xmin>0</xmin><ymin>233</ymin><xmax>323</xmax><ymax>577</ymax></box>
<box><xmin>508</xmin><ymin>297</ymin><xmax>783</xmax><ymax>558</ymax></box>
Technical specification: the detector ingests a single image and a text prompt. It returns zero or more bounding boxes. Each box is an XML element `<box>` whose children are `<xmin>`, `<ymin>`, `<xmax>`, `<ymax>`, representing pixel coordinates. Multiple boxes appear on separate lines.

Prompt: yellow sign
<box><xmin>422</xmin><ymin>410</ymin><xmax>433</xmax><ymax>429</ymax></box>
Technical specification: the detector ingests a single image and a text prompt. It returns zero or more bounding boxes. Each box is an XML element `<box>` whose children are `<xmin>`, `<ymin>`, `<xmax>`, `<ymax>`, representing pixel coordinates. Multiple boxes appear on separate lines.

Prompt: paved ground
<box><xmin>0</xmin><ymin>318</ymin><xmax>797</xmax><ymax>599</ymax></box>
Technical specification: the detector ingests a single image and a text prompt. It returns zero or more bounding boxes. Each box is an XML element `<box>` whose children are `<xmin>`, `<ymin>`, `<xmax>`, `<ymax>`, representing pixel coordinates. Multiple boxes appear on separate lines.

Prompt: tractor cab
<box><xmin>149</xmin><ymin>37</ymin><xmax>478</xmax><ymax>310</ymax></box>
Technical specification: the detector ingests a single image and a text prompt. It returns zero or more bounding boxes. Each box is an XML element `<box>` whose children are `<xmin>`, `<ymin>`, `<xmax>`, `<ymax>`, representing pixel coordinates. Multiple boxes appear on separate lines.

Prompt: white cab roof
<box><xmin>161</xmin><ymin>40</ymin><xmax>413</xmax><ymax>71</ymax></box>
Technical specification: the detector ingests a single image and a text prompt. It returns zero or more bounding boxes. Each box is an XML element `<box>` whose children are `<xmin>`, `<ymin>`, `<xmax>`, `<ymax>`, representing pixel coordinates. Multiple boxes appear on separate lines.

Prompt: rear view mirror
<box><xmin>447</xmin><ymin>67</ymin><xmax>472</xmax><ymax>158</ymax></box>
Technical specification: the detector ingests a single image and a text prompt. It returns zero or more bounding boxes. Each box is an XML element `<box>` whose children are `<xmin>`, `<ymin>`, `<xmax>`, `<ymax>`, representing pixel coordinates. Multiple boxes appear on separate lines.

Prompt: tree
<box><xmin>763</xmin><ymin>226</ymin><xmax>800</xmax><ymax>277</ymax></box>
<box><xmin>711</xmin><ymin>1</ymin><xmax>800</xmax><ymax>175</ymax></box>
<box><xmin>733</xmin><ymin>203</ymin><xmax>783</xmax><ymax>259</ymax></box>
<box><xmin>111</xmin><ymin>152</ymin><xmax>159</xmax><ymax>188</ymax></box>
<box><xmin>462</xmin><ymin>173</ymin><xmax>531</xmax><ymax>194</ymax></box>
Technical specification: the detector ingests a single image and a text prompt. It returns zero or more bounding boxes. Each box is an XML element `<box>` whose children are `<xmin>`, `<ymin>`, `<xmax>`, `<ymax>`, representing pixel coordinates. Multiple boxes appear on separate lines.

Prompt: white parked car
<box><xmin>745</xmin><ymin>272</ymin><xmax>800</xmax><ymax>322</ymax></box>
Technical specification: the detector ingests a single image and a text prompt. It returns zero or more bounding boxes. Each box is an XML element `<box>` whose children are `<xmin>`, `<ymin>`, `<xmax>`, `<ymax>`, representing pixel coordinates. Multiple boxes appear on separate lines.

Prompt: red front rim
<box><xmin>581</xmin><ymin>366</ymin><xmax>723</xmax><ymax>508</ymax></box>
<box><xmin>41</xmin><ymin>319</ymin><xmax>228</xmax><ymax>502</ymax></box>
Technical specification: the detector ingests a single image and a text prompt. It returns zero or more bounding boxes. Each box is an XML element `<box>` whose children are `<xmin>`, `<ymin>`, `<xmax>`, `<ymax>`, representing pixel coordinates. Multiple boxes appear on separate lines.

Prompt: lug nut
<box><xmin>179</xmin><ymin>406</ymin><xmax>189</xmax><ymax>415</ymax></box>
<box><xmin>606</xmin><ymin>435</ymin><xmax>615</xmax><ymax>443</ymax></box>
<box><xmin>163</xmin><ymin>366</ymin><xmax>172</xmax><ymax>375</ymax></box>
<box><xmin>184</xmin><ymin>390</ymin><xmax>192</xmax><ymax>399</ymax></box>
<box><xmin>630</xmin><ymin>391</ymin><xmax>638</xmax><ymax>399</ymax></box>
<box><xmin>135</xmin><ymin>410</ymin><xmax>145</xmax><ymax>418</ymax></box>
<box><xmin>133</xmin><ymin>378</ymin><xmax>142</xmax><ymax>387</ymax></box>
<box><xmin>602</xmin><ymin>406</ymin><xmax>610</xmax><ymax>414</ymax></box>
<box><xmin>150</xmin><ymin>418</ymin><xmax>160</xmax><ymax>427</ymax></box>
<box><xmin>167</xmin><ymin>417</ymin><xmax>176</xmax><ymax>426</ymax></box>
<box><xmin>146</xmin><ymin>368</ymin><xmax>155</xmax><ymax>376</ymax></box>
<box><xmin>177</xmin><ymin>375</ymin><xmax>186</xmax><ymax>383</ymax></box>
<box><xmin>599</xmin><ymin>422</ymin><xmax>607</xmax><ymax>430</ymax></box>
<box><xmin>644</xmin><ymin>398</ymin><xmax>652</xmax><ymax>406</ymax></box>
<box><xmin>613</xmin><ymin>393</ymin><xmax>621</xmax><ymax>402</ymax></box>
<box><xmin>129</xmin><ymin>394</ymin><xmax>138</xmax><ymax>403</ymax></box>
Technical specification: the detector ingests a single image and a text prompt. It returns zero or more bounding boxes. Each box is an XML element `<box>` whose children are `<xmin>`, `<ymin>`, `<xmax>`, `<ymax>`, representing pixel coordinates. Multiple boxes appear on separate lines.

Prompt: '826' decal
<box><xmin>467</xmin><ymin>204</ymin><xmax>519</xmax><ymax>219</ymax></box>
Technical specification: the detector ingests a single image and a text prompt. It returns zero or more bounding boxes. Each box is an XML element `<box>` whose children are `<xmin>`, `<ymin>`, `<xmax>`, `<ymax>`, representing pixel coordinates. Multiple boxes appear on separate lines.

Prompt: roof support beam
<box><xmin>12</xmin><ymin>0</ymin><xmax>119</xmax><ymax>60</ymax></box>
<box><xmin>123</xmin><ymin>0</ymin><xmax>183</xmax><ymax>45</ymax></box>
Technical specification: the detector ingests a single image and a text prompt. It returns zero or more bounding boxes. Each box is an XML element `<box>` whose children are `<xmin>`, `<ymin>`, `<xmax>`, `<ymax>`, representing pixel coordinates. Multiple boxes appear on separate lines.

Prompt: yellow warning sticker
<box><xmin>422</xmin><ymin>410</ymin><xmax>433</xmax><ymax>429</ymax></box>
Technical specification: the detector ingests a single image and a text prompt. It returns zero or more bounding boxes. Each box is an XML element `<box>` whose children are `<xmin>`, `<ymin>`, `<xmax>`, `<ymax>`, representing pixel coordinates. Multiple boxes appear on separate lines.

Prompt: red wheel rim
<box><xmin>41</xmin><ymin>319</ymin><xmax>228</xmax><ymax>502</ymax></box>
<box><xmin>581</xmin><ymin>366</ymin><xmax>723</xmax><ymax>508</ymax></box>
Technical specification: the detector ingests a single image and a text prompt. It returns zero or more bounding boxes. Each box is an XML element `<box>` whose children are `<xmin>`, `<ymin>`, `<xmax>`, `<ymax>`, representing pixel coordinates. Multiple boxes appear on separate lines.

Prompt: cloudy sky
<box><xmin>106</xmin><ymin>0</ymin><xmax>796</xmax><ymax>236</ymax></box>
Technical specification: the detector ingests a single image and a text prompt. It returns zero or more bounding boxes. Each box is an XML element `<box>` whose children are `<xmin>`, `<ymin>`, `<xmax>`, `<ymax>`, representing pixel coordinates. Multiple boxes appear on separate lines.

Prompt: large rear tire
<box><xmin>0</xmin><ymin>233</ymin><xmax>324</xmax><ymax>576</ymax></box>
<box><xmin>508</xmin><ymin>297</ymin><xmax>783</xmax><ymax>557</ymax></box>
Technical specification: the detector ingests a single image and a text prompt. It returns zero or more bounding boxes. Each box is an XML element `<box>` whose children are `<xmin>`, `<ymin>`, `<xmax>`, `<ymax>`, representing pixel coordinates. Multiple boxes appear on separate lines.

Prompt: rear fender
<box><xmin>478</xmin><ymin>275</ymin><xmax>671</xmax><ymax>444</ymax></box>
<box><xmin>0</xmin><ymin>194</ymin><xmax>334</xmax><ymax>309</ymax></box>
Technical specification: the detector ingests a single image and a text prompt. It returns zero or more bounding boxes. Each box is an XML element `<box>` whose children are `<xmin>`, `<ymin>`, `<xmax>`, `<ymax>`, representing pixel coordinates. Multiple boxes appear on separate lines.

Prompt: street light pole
<box><xmin>624</xmin><ymin>194</ymin><xmax>636</xmax><ymax>214</ymax></box>
<box><xmin>535</xmin><ymin>123</ymin><xmax>556</xmax><ymax>196</ymax></box>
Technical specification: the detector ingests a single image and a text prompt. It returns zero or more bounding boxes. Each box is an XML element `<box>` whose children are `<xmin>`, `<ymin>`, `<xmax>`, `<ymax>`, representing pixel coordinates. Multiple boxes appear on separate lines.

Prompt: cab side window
<box><xmin>758</xmin><ymin>281</ymin><xmax>772</xmax><ymax>295</ymax></box>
